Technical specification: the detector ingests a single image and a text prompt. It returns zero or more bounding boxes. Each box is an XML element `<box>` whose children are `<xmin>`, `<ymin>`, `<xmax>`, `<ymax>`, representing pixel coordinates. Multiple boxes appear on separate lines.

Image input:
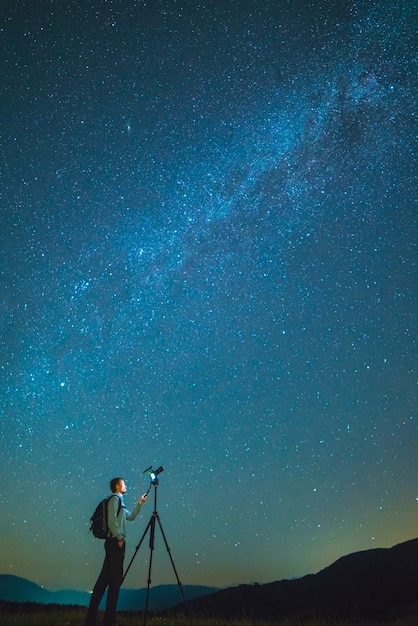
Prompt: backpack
<box><xmin>90</xmin><ymin>494</ymin><xmax>122</xmax><ymax>539</ymax></box>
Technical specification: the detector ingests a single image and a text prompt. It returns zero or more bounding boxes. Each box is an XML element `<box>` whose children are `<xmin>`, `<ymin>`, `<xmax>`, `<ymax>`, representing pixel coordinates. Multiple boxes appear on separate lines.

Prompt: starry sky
<box><xmin>1</xmin><ymin>0</ymin><xmax>417</xmax><ymax>594</ymax></box>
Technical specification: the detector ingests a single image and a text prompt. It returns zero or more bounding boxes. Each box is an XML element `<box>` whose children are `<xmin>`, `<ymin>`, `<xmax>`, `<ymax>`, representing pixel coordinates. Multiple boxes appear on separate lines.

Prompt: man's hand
<box><xmin>139</xmin><ymin>494</ymin><xmax>148</xmax><ymax>504</ymax></box>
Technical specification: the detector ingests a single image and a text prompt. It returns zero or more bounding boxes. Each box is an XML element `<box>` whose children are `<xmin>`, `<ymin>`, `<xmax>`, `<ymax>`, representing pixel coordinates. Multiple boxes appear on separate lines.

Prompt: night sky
<box><xmin>1</xmin><ymin>0</ymin><xmax>417</xmax><ymax>594</ymax></box>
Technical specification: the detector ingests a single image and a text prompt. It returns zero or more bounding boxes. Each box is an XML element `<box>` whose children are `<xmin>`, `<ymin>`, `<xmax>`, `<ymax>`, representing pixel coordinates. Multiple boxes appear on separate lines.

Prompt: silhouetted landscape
<box><xmin>167</xmin><ymin>538</ymin><xmax>418</xmax><ymax>623</ymax></box>
<box><xmin>1</xmin><ymin>538</ymin><xmax>417</xmax><ymax>624</ymax></box>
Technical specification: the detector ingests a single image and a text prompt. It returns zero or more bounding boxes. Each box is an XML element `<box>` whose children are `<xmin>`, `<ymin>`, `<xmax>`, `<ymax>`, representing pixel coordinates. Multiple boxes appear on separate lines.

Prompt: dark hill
<box><xmin>0</xmin><ymin>575</ymin><xmax>218</xmax><ymax>611</ymax></box>
<box><xmin>169</xmin><ymin>538</ymin><xmax>418</xmax><ymax>622</ymax></box>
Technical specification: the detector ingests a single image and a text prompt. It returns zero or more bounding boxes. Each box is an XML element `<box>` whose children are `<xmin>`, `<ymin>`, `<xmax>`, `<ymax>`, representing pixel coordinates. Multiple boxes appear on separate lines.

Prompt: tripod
<box><xmin>122</xmin><ymin>476</ymin><xmax>193</xmax><ymax>626</ymax></box>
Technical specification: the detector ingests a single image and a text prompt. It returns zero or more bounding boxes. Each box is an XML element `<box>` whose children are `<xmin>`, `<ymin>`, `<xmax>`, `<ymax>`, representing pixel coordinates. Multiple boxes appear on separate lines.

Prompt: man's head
<box><xmin>110</xmin><ymin>477</ymin><xmax>127</xmax><ymax>494</ymax></box>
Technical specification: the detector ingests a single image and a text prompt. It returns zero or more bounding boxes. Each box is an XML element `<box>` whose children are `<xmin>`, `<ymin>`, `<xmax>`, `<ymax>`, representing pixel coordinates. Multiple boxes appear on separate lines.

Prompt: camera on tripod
<box><xmin>125</xmin><ymin>463</ymin><xmax>191</xmax><ymax>626</ymax></box>
<box><xmin>144</xmin><ymin>465</ymin><xmax>164</xmax><ymax>486</ymax></box>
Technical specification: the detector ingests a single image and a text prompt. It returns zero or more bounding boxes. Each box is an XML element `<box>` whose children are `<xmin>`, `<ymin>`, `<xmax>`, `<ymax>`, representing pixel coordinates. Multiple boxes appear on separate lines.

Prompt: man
<box><xmin>85</xmin><ymin>477</ymin><xmax>148</xmax><ymax>626</ymax></box>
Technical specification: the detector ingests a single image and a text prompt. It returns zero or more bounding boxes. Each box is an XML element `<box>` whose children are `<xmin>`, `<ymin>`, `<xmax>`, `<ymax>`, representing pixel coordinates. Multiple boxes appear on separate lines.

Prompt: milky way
<box><xmin>1</xmin><ymin>0</ymin><xmax>416</xmax><ymax>592</ymax></box>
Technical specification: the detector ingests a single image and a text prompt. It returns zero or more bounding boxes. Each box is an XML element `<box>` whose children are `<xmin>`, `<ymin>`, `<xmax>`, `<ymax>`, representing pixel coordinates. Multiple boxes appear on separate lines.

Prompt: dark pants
<box><xmin>86</xmin><ymin>537</ymin><xmax>125</xmax><ymax>625</ymax></box>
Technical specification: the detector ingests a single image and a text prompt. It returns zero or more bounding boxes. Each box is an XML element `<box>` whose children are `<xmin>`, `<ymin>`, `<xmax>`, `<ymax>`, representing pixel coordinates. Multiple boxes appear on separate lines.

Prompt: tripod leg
<box><xmin>143</xmin><ymin>514</ymin><xmax>156</xmax><ymax>625</ymax></box>
<box><xmin>122</xmin><ymin>516</ymin><xmax>152</xmax><ymax>584</ymax></box>
<box><xmin>156</xmin><ymin>514</ymin><xmax>193</xmax><ymax>624</ymax></box>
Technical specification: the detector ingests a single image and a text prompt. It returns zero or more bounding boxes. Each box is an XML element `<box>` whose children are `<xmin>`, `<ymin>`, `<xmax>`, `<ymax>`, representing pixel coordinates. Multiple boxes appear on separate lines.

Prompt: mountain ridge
<box><xmin>166</xmin><ymin>537</ymin><xmax>418</xmax><ymax>622</ymax></box>
<box><xmin>0</xmin><ymin>575</ymin><xmax>218</xmax><ymax>611</ymax></box>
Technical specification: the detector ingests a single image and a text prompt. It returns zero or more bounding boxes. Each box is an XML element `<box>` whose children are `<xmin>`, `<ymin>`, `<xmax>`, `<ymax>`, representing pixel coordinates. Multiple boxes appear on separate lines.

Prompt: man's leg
<box><xmin>103</xmin><ymin>538</ymin><xmax>125</xmax><ymax>625</ymax></box>
<box><xmin>85</xmin><ymin>542</ymin><xmax>111</xmax><ymax>625</ymax></box>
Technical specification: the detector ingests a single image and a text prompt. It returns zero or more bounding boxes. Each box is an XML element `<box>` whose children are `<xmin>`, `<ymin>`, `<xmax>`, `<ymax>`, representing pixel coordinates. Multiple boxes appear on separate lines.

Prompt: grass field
<box><xmin>0</xmin><ymin>606</ymin><xmax>417</xmax><ymax>626</ymax></box>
